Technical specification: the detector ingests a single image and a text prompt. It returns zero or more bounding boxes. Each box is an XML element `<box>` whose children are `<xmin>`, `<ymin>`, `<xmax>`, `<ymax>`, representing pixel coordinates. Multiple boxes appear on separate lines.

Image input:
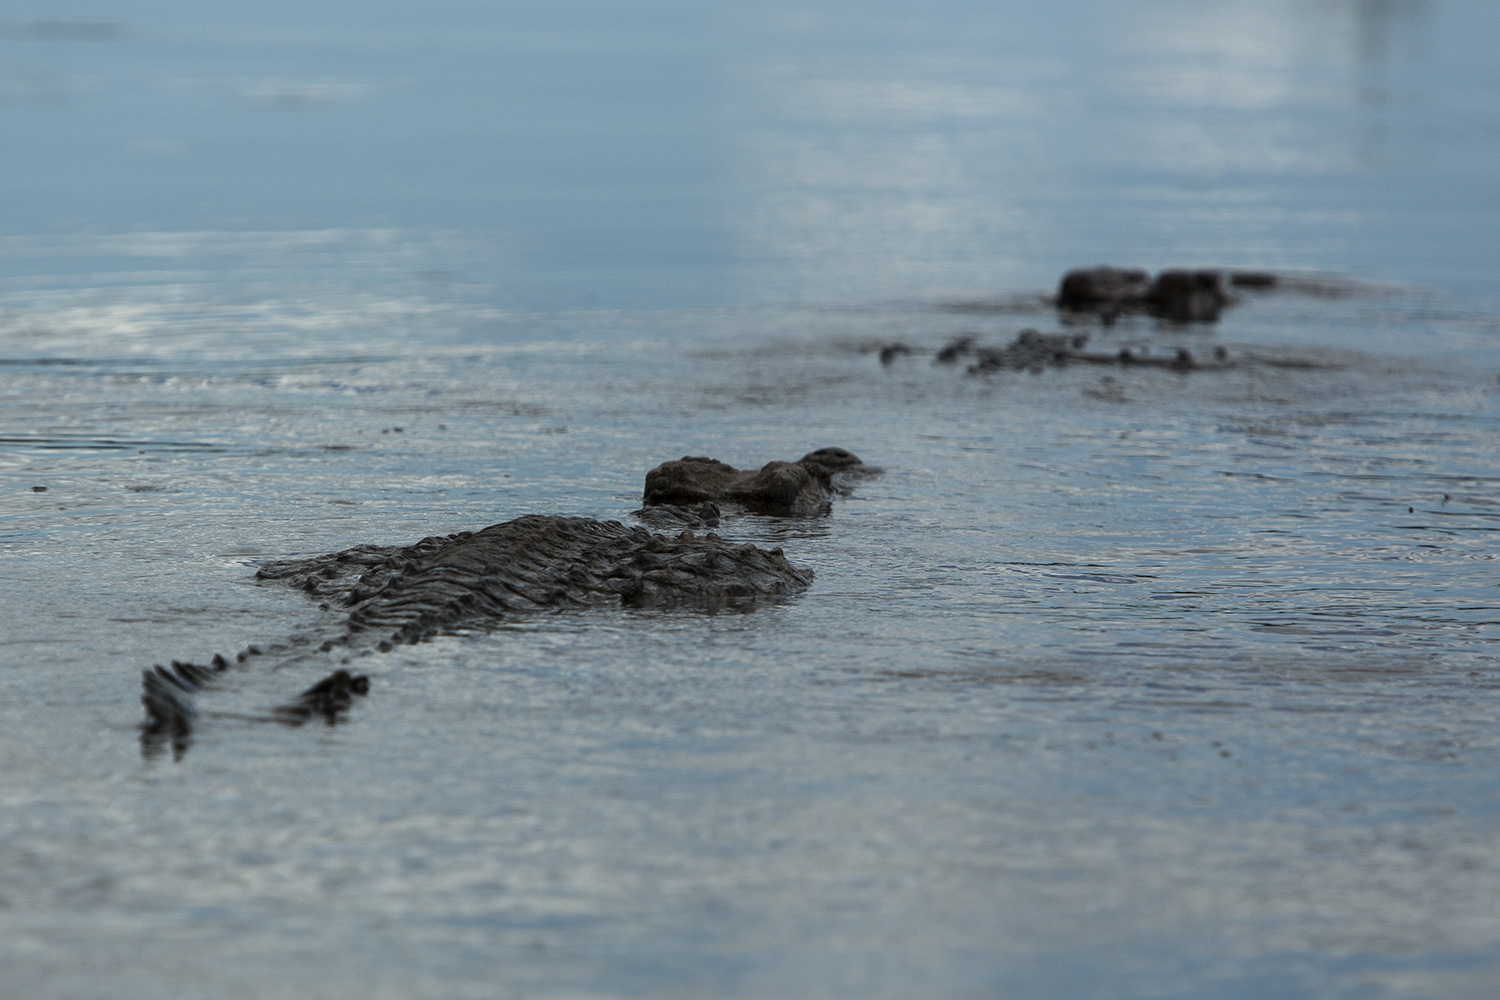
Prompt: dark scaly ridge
<box><xmin>141</xmin><ymin>512</ymin><xmax>822</xmax><ymax>756</ymax></box>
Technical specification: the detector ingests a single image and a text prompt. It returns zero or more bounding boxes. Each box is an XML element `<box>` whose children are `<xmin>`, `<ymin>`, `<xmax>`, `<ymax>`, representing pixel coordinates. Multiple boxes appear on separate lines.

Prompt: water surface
<box><xmin>3</xmin><ymin>2</ymin><xmax>1500</xmax><ymax>997</ymax></box>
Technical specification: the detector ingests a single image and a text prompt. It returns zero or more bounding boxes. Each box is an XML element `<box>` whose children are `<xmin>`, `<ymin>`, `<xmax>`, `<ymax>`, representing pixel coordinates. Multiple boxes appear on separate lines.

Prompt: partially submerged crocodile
<box><xmin>1056</xmin><ymin>266</ymin><xmax>1277</xmax><ymax>324</ymax></box>
<box><xmin>140</xmin><ymin>449</ymin><xmax>874</xmax><ymax>757</ymax></box>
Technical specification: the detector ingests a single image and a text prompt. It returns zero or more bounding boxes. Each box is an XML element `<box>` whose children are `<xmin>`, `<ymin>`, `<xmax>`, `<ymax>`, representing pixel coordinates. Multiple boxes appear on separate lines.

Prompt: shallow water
<box><xmin>3</xmin><ymin>2</ymin><xmax>1500</xmax><ymax>998</ymax></box>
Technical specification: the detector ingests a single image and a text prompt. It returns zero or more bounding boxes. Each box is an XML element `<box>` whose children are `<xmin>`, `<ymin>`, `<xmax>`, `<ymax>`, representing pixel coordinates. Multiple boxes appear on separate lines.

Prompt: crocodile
<box><xmin>140</xmin><ymin>449</ymin><xmax>873</xmax><ymax>757</ymax></box>
<box><xmin>1056</xmin><ymin>265</ymin><xmax>1277</xmax><ymax>324</ymax></box>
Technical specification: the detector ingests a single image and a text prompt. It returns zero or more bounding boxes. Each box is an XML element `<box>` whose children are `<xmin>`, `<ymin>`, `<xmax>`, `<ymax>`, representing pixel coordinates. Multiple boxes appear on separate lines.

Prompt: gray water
<box><xmin>3</xmin><ymin>2</ymin><xmax>1500</xmax><ymax>997</ymax></box>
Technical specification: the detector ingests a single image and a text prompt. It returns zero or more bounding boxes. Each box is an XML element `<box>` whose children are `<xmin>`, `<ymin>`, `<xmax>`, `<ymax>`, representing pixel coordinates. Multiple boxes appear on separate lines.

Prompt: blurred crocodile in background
<box><xmin>1055</xmin><ymin>265</ymin><xmax>1277</xmax><ymax>324</ymax></box>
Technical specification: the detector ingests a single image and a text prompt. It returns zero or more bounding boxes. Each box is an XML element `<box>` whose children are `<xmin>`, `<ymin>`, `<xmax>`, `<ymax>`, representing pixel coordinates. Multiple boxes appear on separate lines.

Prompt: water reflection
<box><xmin>1117</xmin><ymin>0</ymin><xmax>1431</xmax><ymax>172</ymax></box>
<box><xmin>0</xmin><ymin>0</ymin><xmax>1486</xmax><ymax>307</ymax></box>
<box><xmin>0</xmin><ymin>20</ymin><xmax>123</xmax><ymax>41</ymax></box>
<box><xmin>737</xmin><ymin>52</ymin><xmax>1045</xmax><ymax>301</ymax></box>
<box><xmin>737</xmin><ymin>0</ymin><xmax>1447</xmax><ymax>302</ymax></box>
<box><xmin>1354</xmin><ymin>0</ymin><xmax>1431</xmax><ymax>66</ymax></box>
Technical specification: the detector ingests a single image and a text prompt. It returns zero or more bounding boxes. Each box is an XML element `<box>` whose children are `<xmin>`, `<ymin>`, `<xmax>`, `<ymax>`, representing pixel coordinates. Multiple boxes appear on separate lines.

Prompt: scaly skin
<box><xmin>141</xmin><ymin>450</ymin><xmax>875</xmax><ymax>756</ymax></box>
<box><xmin>141</xmin><ymin>515</ymin><xmax>818</xmax><ymax>757</ymax></box>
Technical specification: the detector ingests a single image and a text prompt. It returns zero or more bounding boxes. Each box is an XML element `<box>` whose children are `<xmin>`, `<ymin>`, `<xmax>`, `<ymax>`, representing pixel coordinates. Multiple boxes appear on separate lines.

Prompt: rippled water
<box><xmin>3</xmin><ymin>2</ymin><xmax>1500</xmax><ymax>998</ymax></box>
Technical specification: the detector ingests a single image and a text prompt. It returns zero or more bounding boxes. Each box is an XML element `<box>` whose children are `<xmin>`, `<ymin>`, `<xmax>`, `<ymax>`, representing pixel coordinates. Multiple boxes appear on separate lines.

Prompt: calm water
<box><xmin>3</xmin><ymin>2</ymin><xmax>1500</xmax><ymax>998</ymax></box>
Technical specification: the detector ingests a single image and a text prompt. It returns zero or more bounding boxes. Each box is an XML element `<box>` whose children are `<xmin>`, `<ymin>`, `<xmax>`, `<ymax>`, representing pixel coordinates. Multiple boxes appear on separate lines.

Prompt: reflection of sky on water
<box><xmin>739</xmin><ymin>0</ymin><xmax>1478</xmax><ymax>302</ymax></box>
<box><xmin>1115</xmin><ymin>0</ymin><xmax>1432</xmax><ymax>171</ymax></box>
<box><xmin>0</xmin><ymin>0</ymin><xmax>1495</xmax><ymax>306</ymax></box>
